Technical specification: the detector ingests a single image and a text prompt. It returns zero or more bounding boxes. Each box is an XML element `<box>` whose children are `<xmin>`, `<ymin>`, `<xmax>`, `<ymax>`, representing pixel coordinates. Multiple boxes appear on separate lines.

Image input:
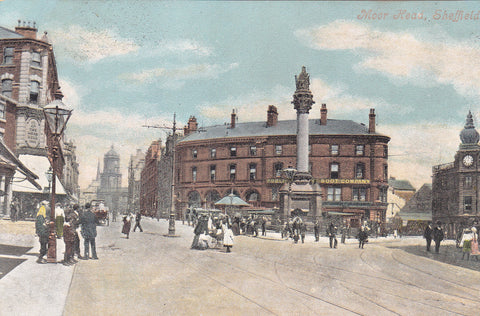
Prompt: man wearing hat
<box><xmin>433</xmin><ymin>221</ymin><xmax>444</xmax><ymax>253</ymax></box>
<box><xmin>80</xmin><ymin>203</ymin><xmax>98</xmax><ymax>259</ymax></box>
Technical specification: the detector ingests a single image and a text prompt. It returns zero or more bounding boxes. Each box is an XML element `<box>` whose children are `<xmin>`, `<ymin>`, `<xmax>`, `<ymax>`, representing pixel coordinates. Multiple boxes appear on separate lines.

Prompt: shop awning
<box><xmin>326</xmin><ymin>211</ymin><xmax>357</xmax><ymax>216</ymax></box>
<box><xmin>0</xmin><ymin>140</ymin><xmax>41</xmax><ymax>190</ymax></box>
<box><xmin>12</xmin><ymin>154</ymin><xmax>66</xmax><ymax>194</ymax></box>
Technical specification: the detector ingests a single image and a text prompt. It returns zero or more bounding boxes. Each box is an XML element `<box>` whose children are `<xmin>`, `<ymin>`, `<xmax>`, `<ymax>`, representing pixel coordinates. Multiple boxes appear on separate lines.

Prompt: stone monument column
<box><xmin>292</xmin><ymin>66</ymin><xmax>315</xmax><ymax>180</ymax></box>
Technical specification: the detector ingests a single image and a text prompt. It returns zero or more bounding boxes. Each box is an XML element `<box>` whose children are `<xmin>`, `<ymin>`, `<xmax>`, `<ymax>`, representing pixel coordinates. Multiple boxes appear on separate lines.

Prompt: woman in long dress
<box><xmin>122</xmin><ymin>215</ymin><xmax>131</xmax><ymax>239</ymax></box>
<box><xmin>223</xmin><ymin>224</ymin><xmax>234</xmax><ymax>253</ymax></box>
<box><xmin>471</xmin><ymin>227</ymin><xmax>480</xmax><ymax>261</ymax></box>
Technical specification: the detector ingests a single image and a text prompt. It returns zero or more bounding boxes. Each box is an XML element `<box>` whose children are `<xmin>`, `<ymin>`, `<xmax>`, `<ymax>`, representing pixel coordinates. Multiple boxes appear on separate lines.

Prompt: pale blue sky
<box><xmin>1</xmin><ymin>1</ymin><xmax>479</xmax><ymax>188</ymax></box>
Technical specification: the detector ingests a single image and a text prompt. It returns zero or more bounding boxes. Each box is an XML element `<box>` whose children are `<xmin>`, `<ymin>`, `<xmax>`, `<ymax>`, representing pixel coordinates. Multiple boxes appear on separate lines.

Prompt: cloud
<box><xmin>121</xmin><ymin>63</ymin><xmax>239</xmax><ymax>86</ymax></box>
<box><xmin>145</xmin><ymin>39</ymin><xmax>213</xmax><ymax>57</ymax></box>
<box><xmin>68</xmin><ymin>109</ymin><xmax>176</xmax><ymax>188</ymax></box>
<box><xmin>198</xmin><ymin>76</ymin><xmax>407</xmax><ymax>124</ymax></box>
<box><xmin>295</xmin><ymin>20</ymin><xmax>480</xmax><ymax>97</ymax></box>
<box><xmin>50</xmin><ymin>25</ymin><xmax>138</xmax><ymax>63</ymax></box>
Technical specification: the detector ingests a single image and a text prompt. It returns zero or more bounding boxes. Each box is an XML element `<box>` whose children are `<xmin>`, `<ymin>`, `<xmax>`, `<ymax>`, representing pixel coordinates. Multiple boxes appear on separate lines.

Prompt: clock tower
<box><xmin>432</xmin><ymin>111</ymin><xmax>480</xmax><ymax>239</ymax></box>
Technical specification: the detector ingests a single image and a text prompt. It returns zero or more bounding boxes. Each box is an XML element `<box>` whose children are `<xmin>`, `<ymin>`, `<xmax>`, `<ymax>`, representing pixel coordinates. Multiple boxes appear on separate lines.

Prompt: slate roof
<box><xmin>0</xmin><ymin>26</ymin><xmax>24</xmax><ymax>39</ymax></box>
<box><xmin>180</xmin><ymin>119</ymin><xmax>387</xmax><ymax>143</ymax></box>
<box><xmin>388</xmin><ymin>178</ymin><xmax>416</xmax><ymax>191</ymax></box>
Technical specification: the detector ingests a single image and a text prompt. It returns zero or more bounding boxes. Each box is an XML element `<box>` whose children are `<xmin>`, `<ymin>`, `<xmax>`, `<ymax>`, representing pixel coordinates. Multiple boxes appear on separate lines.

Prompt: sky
<box><xmin>1</xmin><ymin>1</ymin><xmax>480</xmax><ymax>189</ymax></box>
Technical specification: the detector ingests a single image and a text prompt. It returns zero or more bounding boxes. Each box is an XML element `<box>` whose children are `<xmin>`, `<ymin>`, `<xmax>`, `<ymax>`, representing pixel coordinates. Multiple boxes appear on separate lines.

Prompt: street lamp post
<box><xmin>45</xmin><ymin>167</ymin><xmax>53</xmax><ymax>194</ymax></box>
<box><xmin>43</xmin><ymin>89</ymin><xmax>72</xmax><ymax>263</ymax></box>
<box><xmin>282</xmin><ymin>167</ymin><xmax>297</xmax><ymax>221</ymax></box>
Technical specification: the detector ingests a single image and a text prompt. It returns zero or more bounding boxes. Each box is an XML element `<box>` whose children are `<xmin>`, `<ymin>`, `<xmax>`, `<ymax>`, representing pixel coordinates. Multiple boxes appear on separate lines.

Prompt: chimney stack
<box><xmin>15</xmin><ymin>20</ymin><xmax>38</xmax><ymax>40</ymax></box>
<box><xmin>183</xmin><ymin>116</ymin><xmax>198</xmax><ymax>136</ymax></box>
<box><xmin>369</xmin><ymin>108</ymin><xmax>376</xmax><ymax>133</ymax></box>
<box><xmin>266</xmin><ymin>105</ymin><xmax>278</xmax><ymax>127</ymax></box>
<box><xmin>320</xmin><ymin>103</ymin><xmax>327</xmax><ymax>125</ymax></box>
<box><xmin>230</xmin><ymin>109</ymin><xmax>236</xmax><ymax>128</ymax></box>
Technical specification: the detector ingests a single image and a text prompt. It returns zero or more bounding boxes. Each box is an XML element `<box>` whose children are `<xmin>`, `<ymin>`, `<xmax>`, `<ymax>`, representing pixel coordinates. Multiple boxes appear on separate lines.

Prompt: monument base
<box><xmin>279</xmin><ymin>180</ymin><xmax>322</xmax><ymax>223</ymax></box>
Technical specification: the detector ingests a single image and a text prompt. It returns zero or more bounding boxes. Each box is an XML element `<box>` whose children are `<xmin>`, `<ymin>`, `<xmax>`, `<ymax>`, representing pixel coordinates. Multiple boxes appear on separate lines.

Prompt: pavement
<box><xmin>1</xmin><ymin>218</ymin><xmax>480</xmax><ymax>315</ymax></box>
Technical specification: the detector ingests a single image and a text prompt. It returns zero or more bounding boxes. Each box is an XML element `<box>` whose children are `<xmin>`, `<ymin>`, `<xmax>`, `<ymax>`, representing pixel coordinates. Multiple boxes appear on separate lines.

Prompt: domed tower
<box><xmin>460</xmin><ymin>111</ymin><xmax>480</xmax><ymax>149</ymax></box>
<box><xmin>101</xmin><ymin>145</ymin><xmax>121</xmax><ymax>191</ymax></box>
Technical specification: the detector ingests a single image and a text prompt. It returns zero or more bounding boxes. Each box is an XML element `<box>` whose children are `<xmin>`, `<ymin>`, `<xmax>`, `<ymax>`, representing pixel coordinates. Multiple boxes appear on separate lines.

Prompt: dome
<box><xmin>105</xmin><ymin>145</ymin><xmax>119</xmax><ymax>158</ymax></box>
<box><xmin>460</xmin><ymin>111</ymin><xmax>479</xmax><ymax>144</ymax></box>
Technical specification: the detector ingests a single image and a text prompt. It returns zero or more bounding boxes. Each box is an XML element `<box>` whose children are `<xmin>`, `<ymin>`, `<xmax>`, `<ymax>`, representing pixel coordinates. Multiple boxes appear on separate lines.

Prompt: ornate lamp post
<box><xmin>282</xmin><ymin>167</ymin><xmax>297</xmax><ymax>220</ymax></box>
<box><xmin>43</xmin><ymin>89</ymin><xmax>72</xmax><ymax>263</ymax></box>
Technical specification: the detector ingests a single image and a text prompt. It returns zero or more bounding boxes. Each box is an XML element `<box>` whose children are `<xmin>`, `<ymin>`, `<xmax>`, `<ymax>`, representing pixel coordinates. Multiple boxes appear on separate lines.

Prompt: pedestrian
<box><xmin>63</xmin><ymin>216</ymin><xmax>76</xmax><ymax>265</ymax></box>
<box><xmin>423</xmin><ymin>222</ymin><xmax>433</xmax><ymax>252</ymax></box>
<box><xmin>191</xmin><ymin>215</ymin><xmax>206</xmax><ymax>249</ymax></box>
<box><xmin>80</xmin><ymin>203</ymin><xmax>98</xmax><ymax>260</ymax></box>
<box><xmin>55</xmin><ymin>203</ymin><xmax>65</xmax><ymax>239</ymax></box>
<box><xmin>122</xmin><ymin>215</ymin><xmax>131</xmax><ymax>239</ymax></box>
<box><xmin>223</xmin><ymin>224</ymin><xmax>234</xmax><ymax>253</ymax></box>
<box><xmin>35</xmin><ymin>201</ymin><xmax>49</xmax><ymax>264</ymax></box>
<box><xmin>70</xmin><ymin>204</ymin><xmax>83</xmax><ymax>260</ymax></box>
<box><xmin>133</xmin><ymin>211</ymin><xmax>143</xmax><ymax>232</ymax></box>
<box><xmin>327</xmin><ymin>223</ymin><xmax>338</xmax><ymax>248</ymax></box>
<box><xmin>300</xmin><ymin>222</ymin><xmax>306</xmax><ymax>244</ymax></box>
<box><xmin>470</xmin><ymin>227</ymin><xmax>480</xmax><ymax>261</ymax></box>
<box><xmin>313</xmin><ymin>220</ymin><xmax>320</xmax><ymax>242</ymax></box>
<box><xmin>261</xmin><ymin>216</ymin><xmax>267</xmax><ymax>236</ymax></box>
<box><xmin>433</xmin><ymin>221</ymin><xmax>444</xmax><ymax>253</ymax></box>
<box><xmin>112</xmin><ymin>210</ymin><xmax>117</xmax><ymax>222</ymax></box>
<box><xmin>358</xmin><ymin>226</ymin><xmax>368</xmax><ymax>249</ymax></box>
<box><xmin>341</xmin><ymin>226</ymin><xmax>346</xmax><ymax>244</ymax></box>
<box><xmin>10</xmin><ymin>198</ymin><xmax>18</xmax><ymax>222</ymax></box>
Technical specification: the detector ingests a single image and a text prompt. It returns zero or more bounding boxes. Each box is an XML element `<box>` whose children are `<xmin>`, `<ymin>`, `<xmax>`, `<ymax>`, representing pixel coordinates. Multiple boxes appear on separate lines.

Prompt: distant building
<box><xmin>386</xmin><ymin>177</ymin><xmax>416</xmax><ymax>220</ymax></box>
<box><xmin>140</xmin><ymin>141</ymin><xmax>161</xmax><ymax>216</ymax></box>
<box><xmin>94</xmin><ymin>146</ymin><xmax>128</xmax><ymax>213</ymax></box>
<box><xmin>127</xmin><ymin>149</ymin><xmax>144</xmax><ymax>212</ymax></box>
<box><xmin>397</xmin><ymin>184</ymin><xmax>432</xmax><ymax>229</ymax></box>
<box><xmin>432</xmin><ymin>112</ymin><xmax>480</xmax><ymax>238</ymax></box>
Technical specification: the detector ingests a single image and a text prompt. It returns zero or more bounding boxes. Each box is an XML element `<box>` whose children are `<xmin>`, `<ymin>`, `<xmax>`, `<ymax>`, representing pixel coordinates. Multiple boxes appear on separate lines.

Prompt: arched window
<box><xmin>245</xmin><ymin>190</ymin><xmax>260</xmax><ymax>202</ymax></box>
<box><xmin>187</xmin><ymin>191</ymin><xmax>201</xmax><ymax>208</ymax></box>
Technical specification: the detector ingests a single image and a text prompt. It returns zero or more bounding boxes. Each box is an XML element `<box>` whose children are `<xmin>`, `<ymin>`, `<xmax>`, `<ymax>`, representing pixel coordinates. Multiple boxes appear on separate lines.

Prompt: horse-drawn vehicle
<box><xmin>91</xmin><ymin>200</ymin><xmax>109</xmax><ymax>226</ymax></box>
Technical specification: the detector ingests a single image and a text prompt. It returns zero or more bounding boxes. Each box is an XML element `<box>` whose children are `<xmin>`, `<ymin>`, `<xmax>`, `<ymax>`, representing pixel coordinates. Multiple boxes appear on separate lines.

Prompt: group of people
<box><xmin>35</xmin><ymin>202</ymin><xmax>98</xmax><ymax>265</ymax></box>
<box><xmin>121</xmin><ymin>211</ymin><xmax>143</xmax><ymax>239</ymax></box>
<box><xmin>191</xmin><ymin>213</ymin><xmax>234</xmax><ymax>252</ymax></box>
<box><xmin>281</xmin><ymin>217</ymin><xmax>307</xmax><ymax>243</ymax></box>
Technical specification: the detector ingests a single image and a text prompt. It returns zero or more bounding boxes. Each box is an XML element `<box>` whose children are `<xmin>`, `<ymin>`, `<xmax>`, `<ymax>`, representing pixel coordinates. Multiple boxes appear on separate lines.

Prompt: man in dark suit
<box><xmin>433</xmin><ymin>221</ymin><xmax>444</xmax><ymax>254</ymax></box>
<box><xmin>80</xmin><ymin>203</ymin><xmax>98</xmax><ymax>260</ymax></box>
<box><xmin>423</xmin><ymin>222</ymin><xmax>433</xmax><ymax>251</ymax></box>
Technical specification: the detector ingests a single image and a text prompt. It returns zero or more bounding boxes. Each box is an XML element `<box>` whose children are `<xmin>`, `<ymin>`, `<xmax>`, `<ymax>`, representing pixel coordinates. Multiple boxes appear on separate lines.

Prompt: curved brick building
<box><xmin>175</xmin><ymin>103</ymin><xmax>390</xmax><ymax>227</ymax></box>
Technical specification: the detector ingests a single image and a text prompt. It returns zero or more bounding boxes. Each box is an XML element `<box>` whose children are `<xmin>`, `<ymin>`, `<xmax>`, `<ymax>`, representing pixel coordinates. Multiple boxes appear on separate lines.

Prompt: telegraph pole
<box><xmin>143</xmin><ymin>113</ymin><xmax>178</xmax><ymax>236</ymax></box>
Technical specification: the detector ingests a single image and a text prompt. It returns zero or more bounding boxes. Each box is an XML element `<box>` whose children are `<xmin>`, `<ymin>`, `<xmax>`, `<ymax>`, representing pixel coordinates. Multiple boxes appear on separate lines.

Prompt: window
<box><xmin>0</xmin><ymin>101</ymin><xmax>4</xmax><ymax>120</ymax></box>
<box><xmin>355</xmin><ymin>163</ymin><xmax>365</xmax><ymax>179</ymax></box>
<box><xmin>379</xmin><ymin>187</ymin><xmax>387</xmax><ymax>203</ymax></box>
<box><xmin>308</xmin><ymin>144</ymin><xmax>311</xmax><ymax>155</ymax></box>
<box><xmin>3</xmin><ymin>47</ymin><xmax>13</xmax><ymax>64</ymax></box>
<box><xmin>250</xmin><ymin>146</ymin><xmax>257</xmax><ymax>156</ymax></box>
<box><xmin>327</xmin><ymin>187</ymin><xmax>341</xmax><ymax>201</ymax></box>
<box><xmin>274</xmin><ymin>162</ymin><xmax>283</xmax><ymax>177</ymax></box>
<box><xmin>1</xmin><ymin>79</ymin><xmax>12</xmax><ymax>98</ymax></box>
<box><xmin>464</xmin><ymin>196</ymin><xmax>473</xmax><ymax>212</ymax></box>
<box><xmin>272</xmin><ymin>187</ymin><xmax>279</xmax><ymax>201</ymax></box>
<box><xmin>353</xmin><ymin>187</ymin><xmax>367</xmax><ymax>201</ymax></box>
<box><xmin>30</xmin><ymin>81</ymin><xmax>39</xmax><ymax>104</ymax></box>
<box><xmin>465</xmin><ymin>176</ymin><xmax>472</xmax><ymax>189</ymax></box>
<box><xmin>275</xmin><ymin>145</ymin><xmax>282</xmax><ymax>155</ymax></box>
<box><xmin>249</xmin><ymin>163</ymin><xmax>256</xmax><ymax>181</ymax></box>
<box><xmin>383</xmin><ymin>145</ymin><xmax>388</xmax><ymax>158</ymax></box>
<box><xmin>356</xmin><ymin>145</ymin><xmax>365</xmax><ymax>156</ymax></box>
<box><xmin>229</xmin><ymin>164</ymin><xmax>236</xmax><ymax>181</ymax></box>
<box><xmin>31</xmin><ymin>51</ymin><xmax>41</xmax><ymax>67</ymax></box>
<box><xmin>192</xmin><ymin>167</ymin><xmax>197</xmax><ymax>182</ymax></box>
<box><xmin>210</xmin><ymin>148</ymin><xmax>216</xmax><ymax>158</ymax></box>
<box><xmin>192</xmin><ymin>149</ymin><xmax>197</xmax><ymax>158</ymax></box>
<box><xmin>331</xmin><ymin>145</ymin><xmax>339</xmax><ymax>156</ymax></box>
<box><xmin>384</xmin><ymin>165</ymin><xmax>388</xmax><ymax>180</ymax></box>
<box><xmin>330</xmin><ymin>163</ymin><xmax>339</xmax><ymax>179</ymax></box>
<box><xmin>230</xmin><ymin>146</ymin><xmax>236</xmax><ymax>157</ymax></box>
<box><xmin>210</xmin><ymin>165</ymin><xmax>216</xmax><ymax>182</ymax></box>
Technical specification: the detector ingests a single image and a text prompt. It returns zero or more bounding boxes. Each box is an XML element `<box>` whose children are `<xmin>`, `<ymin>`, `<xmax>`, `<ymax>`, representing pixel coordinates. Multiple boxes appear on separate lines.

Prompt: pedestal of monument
<box><xmin>279</xmin><ymin>180</ymin><xmax>322</xmax><ymax>222</ymax></box>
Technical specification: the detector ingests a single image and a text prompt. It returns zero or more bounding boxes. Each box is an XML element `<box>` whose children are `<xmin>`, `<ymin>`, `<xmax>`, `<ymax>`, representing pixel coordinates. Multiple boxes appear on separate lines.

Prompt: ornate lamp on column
<box><xmin>43</xmin><ymin>89</ymin><xmax>72</xmax><ymax>263</ymax></box>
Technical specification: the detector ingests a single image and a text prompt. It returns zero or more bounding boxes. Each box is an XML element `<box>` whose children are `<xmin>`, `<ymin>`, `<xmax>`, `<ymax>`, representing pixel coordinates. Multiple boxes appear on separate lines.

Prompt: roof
<box><xmin>215</xmin><ymin>194</ymin><xmax>251</xmax><ymax>206</ymax></box>
<box><xmin>0</xmin><ymin>26</ymin><xmax>24</xmax><ymax>39</ymax></box>
<box><xmin>180</xmin><ymin>119</ymin><xmax>388</xmax><ymax>143</ymax></box>
<box><xmin>388</xmin><ymin>178</ymin><xmax>415</xmax><ymax>191</ymax></box>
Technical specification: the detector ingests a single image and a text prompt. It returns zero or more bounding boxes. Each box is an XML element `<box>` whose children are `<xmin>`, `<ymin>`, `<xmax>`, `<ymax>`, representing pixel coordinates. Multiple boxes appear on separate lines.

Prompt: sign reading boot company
<box><xmin>267</xmin><ymin>178</ymin><xmax>370</xmax><ymax>185</ymax></box>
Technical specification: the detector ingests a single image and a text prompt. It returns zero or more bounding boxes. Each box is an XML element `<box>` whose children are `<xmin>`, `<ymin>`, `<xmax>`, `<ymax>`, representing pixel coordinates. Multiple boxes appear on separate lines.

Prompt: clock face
<box><xmin>463</xmin><ymin>154</ymin><xmax>474</xmax><ymax>167</ymax></box>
